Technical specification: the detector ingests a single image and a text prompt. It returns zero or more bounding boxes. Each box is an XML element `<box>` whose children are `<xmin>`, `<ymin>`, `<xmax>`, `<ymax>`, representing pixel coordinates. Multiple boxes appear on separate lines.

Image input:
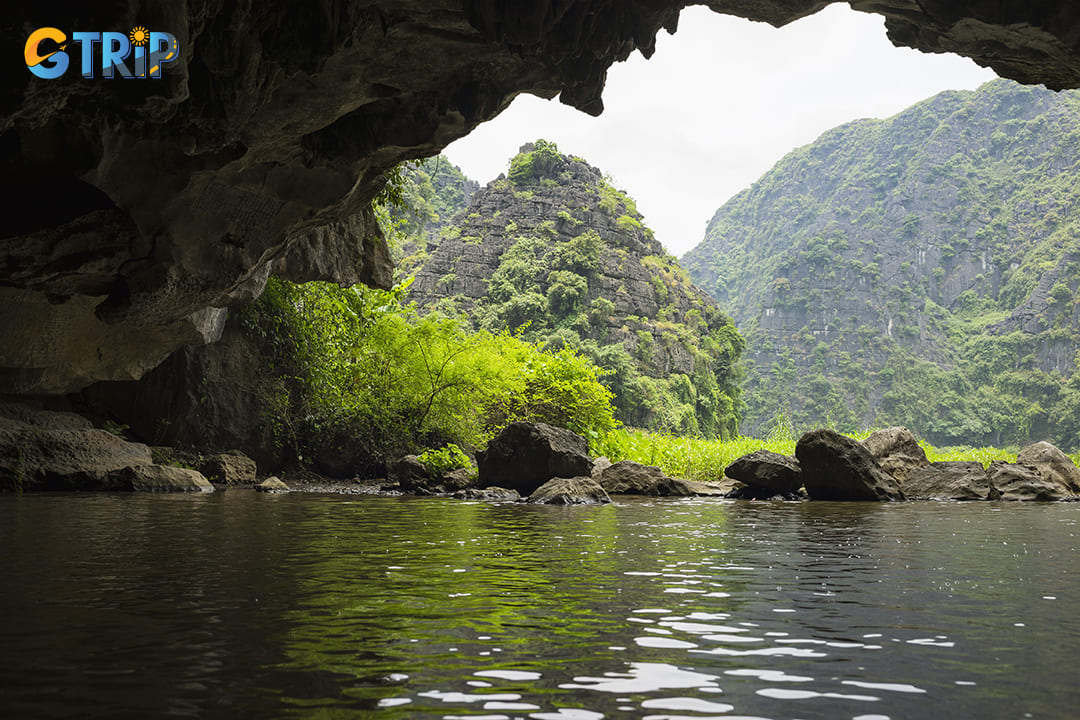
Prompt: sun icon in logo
<box><xmin>129</xmin><ymin>26</ymin><xmax>150</xmax><ymax>46</ymax></box>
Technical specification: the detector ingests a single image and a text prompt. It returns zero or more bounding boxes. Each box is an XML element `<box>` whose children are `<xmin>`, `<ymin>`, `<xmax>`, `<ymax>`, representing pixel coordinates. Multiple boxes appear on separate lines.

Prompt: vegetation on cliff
<box><xmin>683</xmin><ymin>80</ymin><xmax>1080</xmax><ymax>450</ymax></box>
<box><xmin>235</xmin><ymin>276</ymin><xmax>615</xmax><ymax>474</ymax></box>
<box><xmin>400</xmin><ymin>141</ymin><xmax>745</xmax><ymax>438</ymax></box>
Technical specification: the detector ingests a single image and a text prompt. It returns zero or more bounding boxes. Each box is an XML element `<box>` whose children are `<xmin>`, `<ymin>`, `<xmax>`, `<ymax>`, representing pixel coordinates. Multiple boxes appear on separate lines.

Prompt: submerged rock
<box><xmin>527</xmin><ymin>477</ymin><xmax>611</xmax><ymax>505</ymax></box>
<box><xmin>795</xmin><ymin>429</ymin><xmax>905</xmax><ymax>501</ymax></box>
<box><xmin>452</xmin><ymin>487</ymin><xmax>521</xmax><ymax>502</ymax></box>
<box><xmin>599</xmin><ymin>460</ymin><xmax>719</xmax><ymax>497</ymax></box>
<box><xmin>255</xmin><ymin>477</ymin><xmax>290</xmax><ymax>493</ymax></box>
<box><xmin>477</xmin><ymin>422</ymin><xmax>593</xmax><ymax>496</ymax></box>
<box><xmin>903</xmin><ymin>461</ymin><xmax>996</xmax><ymax>501</ymax></box>
<box><xmin>724</xmin><ymin>450</ymin><xmax>803</xmax><ymax>497</ymax></box>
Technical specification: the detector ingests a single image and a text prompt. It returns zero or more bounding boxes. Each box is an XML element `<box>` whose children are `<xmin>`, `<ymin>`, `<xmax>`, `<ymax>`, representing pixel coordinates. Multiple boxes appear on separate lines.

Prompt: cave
<box><xmin>3</xmin><ymin>0</ymin><xmax>1080</xmax><ymax>397</ymax></box>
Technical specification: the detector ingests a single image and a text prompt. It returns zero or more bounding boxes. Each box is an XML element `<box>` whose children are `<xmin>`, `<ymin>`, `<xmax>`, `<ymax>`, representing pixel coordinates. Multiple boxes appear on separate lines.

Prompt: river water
<box><xmin>1</xmin><ymin>492</ymin><xmax>1077</xmax><ymax>719</ymax></box>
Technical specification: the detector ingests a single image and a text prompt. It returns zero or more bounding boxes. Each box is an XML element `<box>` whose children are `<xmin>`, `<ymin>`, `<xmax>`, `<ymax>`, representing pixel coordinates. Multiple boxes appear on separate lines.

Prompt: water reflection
<box><xmin>1</xmin><ymin>494</ymin><xmax>1079</xmax><ymax>718</ymax></box>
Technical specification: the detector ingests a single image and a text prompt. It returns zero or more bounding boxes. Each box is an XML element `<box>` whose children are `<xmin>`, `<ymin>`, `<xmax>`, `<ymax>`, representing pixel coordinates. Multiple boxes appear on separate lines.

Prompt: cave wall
<box><xmin>3</xmin><ymin>1</ymin><xmax>1080</xmax><ymax>394</ymax></box>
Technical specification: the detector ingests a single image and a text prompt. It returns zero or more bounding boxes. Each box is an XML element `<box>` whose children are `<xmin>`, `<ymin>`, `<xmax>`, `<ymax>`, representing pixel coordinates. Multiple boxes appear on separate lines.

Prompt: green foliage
<box><xmin>417</xmin><ymin>444</ymin><xmax>472</xmax><ymax>475</ymax></box>
<box><xmin>236</xmin><ymin>276</ymin><xmax>617</xmax><ymax>473</ymax></box>
<box><xmin>508</xmin><ymin>139</ymin><xmax>564</xmax><ymax>186</ymax></box>
<box><xmin>684</xmin><ymin>79</ymin><xmax>1080</xmax><ymax>450</ymax></box>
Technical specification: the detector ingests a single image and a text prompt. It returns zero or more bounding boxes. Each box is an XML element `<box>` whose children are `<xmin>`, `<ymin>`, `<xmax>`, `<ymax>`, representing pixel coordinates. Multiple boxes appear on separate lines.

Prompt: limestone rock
<box><xmin>255</xmin><ymin>477</ymin><xmax>291</xmax><ymax>493</ymax></box>
<box><xmin>591</xmin><ymin>456</ymin><xmax>613</xmax><ymax>479</ymax></box>
<box><xmin>109</xmin><ymin>465</ymin><xmax>214</xmax><ymax>493</ymax></box>
<box><xmin>795</xmin><ymin>428</ymin><xmax>905</xmax><ymax>501</ymax></box>
<box><xmin>527</xmin><ymin>476</ymin><xmax>611</xmax><ymax>505</ymax></box>
<box><xmin>862</xmin><ymin>427</ymin><xmax>929</xmax><ymax>484</ymax></box>
<box><xmin>477</xmin><ymin>422</ymin><xmax>593</xmax><ymax>496</ymax></box>
<box><xmin>0</xmin><ymin>404</ymin><xmax>152</xmax><ymax>491</ymax></box>
<box><xmin>1016</xmin><ymin>441</ymin><xmax>1080</xmax><ymax>495</ymax></box>
<box><xmin>452</xmin><ymin>486</ymin><xmax>521</xmax><ymax>501</ymax></box>
<box><xmin>201</xmin><ymin>451</ymin><xmax>257</xmax><ymax>485</ymax></box>
<box><xmin>989</xmin><ymin>461</ymin><xmax>1077</xmax><ymax>501</ymax></box>
<box><xmin>389</xmin><ymin>455</ymin><xmax>433</xmax><ymax>493</ymax></box>
<box><xmin>724</xmin><ymin>450</ymin><xmax>803</xmax><ymax>497</ymax></box>
<box><xmin>903</xmin><ymin>461</ymin><xmax>997</xmax><ymax>501</ymax></box>
<box><xmin>599</xmin><ymin>460</ymin><xmax>719</xmax><ymax>496</ymax></box>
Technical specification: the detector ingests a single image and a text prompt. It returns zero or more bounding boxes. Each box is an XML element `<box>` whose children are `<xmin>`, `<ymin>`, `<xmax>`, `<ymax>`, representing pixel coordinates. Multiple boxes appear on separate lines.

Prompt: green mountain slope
<box><xmin>683</xmin><ymin>79</ymin><xmax>1080</xmax><ymax>449</ymax></box>
<box><xmin>402</xmin><ymin>141</ymin><xmax>745</xmax><ymax>437</ymax></box>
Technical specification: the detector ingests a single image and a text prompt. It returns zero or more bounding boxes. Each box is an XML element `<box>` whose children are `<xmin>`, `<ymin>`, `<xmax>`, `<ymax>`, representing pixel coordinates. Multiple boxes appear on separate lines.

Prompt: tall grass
<box><xmin>595</xmin><ymin>427</ymin><xmax>1080</xmax><ymax>483</ymax></box>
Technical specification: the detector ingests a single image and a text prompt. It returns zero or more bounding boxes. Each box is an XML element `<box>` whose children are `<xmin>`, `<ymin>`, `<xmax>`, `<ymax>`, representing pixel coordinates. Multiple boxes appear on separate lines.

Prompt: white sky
<box><xmin>443</xmin><ymin>4</ymin><xmax>998</xmax><ymax>258</ymax></box>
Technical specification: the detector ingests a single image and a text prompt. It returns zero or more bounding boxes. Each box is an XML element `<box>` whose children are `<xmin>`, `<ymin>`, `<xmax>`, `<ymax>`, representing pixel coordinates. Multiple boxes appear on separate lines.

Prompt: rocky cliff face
<box><xmin>4</xmin><ymin>2</ymin><xmax>1080</xmax><ymax>396</ymax></box>
<box><xmin>405</xmin><ymin>142</ymin><xmax>744</xmax><ymax>435</ymax></box>
<box><xmin>683</xmin><ymin>80</ymin><xmax>1080</xmax><ymax>448</ymax></box>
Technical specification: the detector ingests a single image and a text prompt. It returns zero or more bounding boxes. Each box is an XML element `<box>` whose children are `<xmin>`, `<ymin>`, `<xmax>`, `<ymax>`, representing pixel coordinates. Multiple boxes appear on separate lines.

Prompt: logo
<box><xmin>25</xmin><ymin>26</ymin><xmax>180</xmax><ymax>79</ymax></box>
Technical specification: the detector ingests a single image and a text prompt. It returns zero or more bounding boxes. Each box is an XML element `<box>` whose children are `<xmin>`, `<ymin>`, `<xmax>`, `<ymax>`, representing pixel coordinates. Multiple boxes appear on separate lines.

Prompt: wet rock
<box><xmin>452</xmin><ymin>487</ymin><xmax>521</xmax><ymax>502</ymax></box>
<box><xmin>902</xmin><ymin>461</ymin><xmax>996</xmax><ymax>501</ymax></box>
<box><xmin>795</xmin><ymin>429</ymin><xmax>905</xmax><ymax>501</ymax></box>
<box><xmin>201</xmin><ymin>450</ymin><xmax>257</xmax><ymax>485</ymax></box>
<box><xmin>862</xmin><ymin>427</ymin><xmax>930</xmax><ymax>483</ymax></box>
<box><xmin>477</xmin><ymin>422</ymin><xmax>593</xmax><ymax>496</ymax></box>
<box><xmin>1</xmin><ymin>404</ymin><xmax>151</xmax><ymax>490</ymax></box>
<box><xmin>255</xmin><ymin>477</ymin><xmax>291</xmax><ymax>493</ymax></box>
<box><xmin>989</xmin><ymin>461</ymin><xmax>1077</xmax><ymax>501</ymax></box>
<box><xmin>527</xmin><ymin>477</ymin><xmax>611</xmax><ymax>505</ymax></box>
<box><xmin>109</xmin><ymin>465</ymin><xmax>214</xmax><ymax>493</ymax></box>
<box><xmin>1016</xmin><ymin>441</ymin><xmax>1080</xmax><ymax>495</ymax></box>
<box><xmin>599</xmin><ymin>460</ymin><xmax>722</xmax><ymax>497</ymax></box>
<box><xmin>724</xmin><ymin>450</ymin><xmax>803</xmax><ymax>497</ymax></box>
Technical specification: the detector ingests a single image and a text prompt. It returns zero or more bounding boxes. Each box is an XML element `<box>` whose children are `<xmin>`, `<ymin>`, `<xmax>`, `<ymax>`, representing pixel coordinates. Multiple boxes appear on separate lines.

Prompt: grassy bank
<box><xmin>594</xmin><ymin>427</ymin><xmax>1080</xmax><ymax>483</ymax></box>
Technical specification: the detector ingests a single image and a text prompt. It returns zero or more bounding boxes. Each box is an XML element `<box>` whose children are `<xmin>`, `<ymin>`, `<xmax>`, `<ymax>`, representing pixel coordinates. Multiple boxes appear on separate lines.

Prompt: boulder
<box><xmin>477</xmin><ymin>422</ymin><xmax>593</xmax><ymax>496</ymax></box>
<box><xmin>861</xmin><ymin>427</ymin><xmax>930</xmax><ymax>483</ymax></box>
<box><xmin>989</xmin><ymin>461</ymin><xmax>1077</xmax><ymax>501</ymax></box>
<box><xmin>724</xmin><ymin>450</ymin><xmax>803</xmax><ymax>497</ymax></box>
<box><xmin>795</xmin><ymin>429</ymin><xmax>905</xmax><ymax>501</ymax></box>
<box><xmin>107</xmin><ymin>465</ymin><xmax>214</xmax><ymax>493</ymax></box>
<box><xmin>388</xmin><ymin>455</ymin><xmax>430</xmax><ymax>493</ymax></box>
<box><xmin>452</xmin><ymin>487</ymin><xmax>521</xmax><ymax>502</ymax></box>
<box><xmin>591</xmin><ymin>456</ymin><xmax>613</xmax><ymax>479</ymax></box>
<box><xmin>598</xmin><ymin>460</ymin><xmax>724</xmax><ymax>497</ymax></box>
<box><xmin>255</xmin><ymin>477</ymin><xmax>291</xmax><ymax>493</ymax></box>
<box><xmin>527</xmin><ymin>477</ymin><xmax>611</xmax><ymax>505</ymax></box>
<box><xmin>1</xmin><ymin>404</ymin><xmax>152</xmax><ymax>490</ymax></box>
<box><xmin>200</xmin><ymin>450</ymin><xmax>257</xmax><ymax>485</ymax></box>
<box><xmin>903</xmin><ymin>461</ymin><xmax>997</xmax><ymax>501</ymax></box>
<box><xmin>1016</xmin><ymin>441</ymin><xmax>1080</xmax><ymax>495</ymax></box>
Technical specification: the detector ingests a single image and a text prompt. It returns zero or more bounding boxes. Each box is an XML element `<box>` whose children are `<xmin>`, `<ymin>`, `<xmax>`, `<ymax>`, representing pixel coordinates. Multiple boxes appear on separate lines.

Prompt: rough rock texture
<box><xmin>200</xmin><ymin>450</ymin><xmax>258</xmax><ymax>485</ymax></box>
<box><xmin>4</xmin><ymin>2</ymin><xmax>1080</xmax><ymax>395</ymax></box>
<box><xmin>591</xmin><ymin>456</ymin><xmax>613</xmax><ymax>479</ymax></box>
<box><xmin>862</xmin><ymin>427</ymin><xmax>931</xmax><ymax>484</ymax></box>
<box><xmin>477</xmin><ymin>422</ymin><xmax>593</xmax><ymax>496</ymax></box>
<box><xmin>1016</xmin><ymin>441</ymin><xmax>1080</xmax><ymax>495</ymax></box>
<box><xmin>388</xmin><ymin>454</ymin><xmax>478</xmax><ymax>494</ymax></box>
<box><xmin>527</xmin><ymin>476</ymin><xmax>611</xmax><ymax>505</ymax></box>
<box><xmin>452</xmin><ymin>486</ymin><xmax>521</xmax><ymax>501</ymax></box>
<box><xmin>109</xmin><ymin>465</ymin><xmax>214</xmax><ymax>493</ymax></box>
<box><xmin>989</xmin><ymin>461</ymin><xmax>1077</xmax><ymax>501</ymax></box>
<box><xmin>81</xmin><ymin>317</ymin><xmax>285</xmax><ymax>471</ymax></box>
<box><xmin>903</xmin><ymin>461</ymin><xmax>998</xmax><ymax>501</ymax></box>
<box><xmin>724</xmin><ymin>450</ymin><xmax>803</xmax><ymax>496</ymax></box>
<box><xmin>255</xmin><ymin>476</ymin><xmax>291</xmax><ymax>493</ymax></box>
<box><xmin>600</xmin><ymin>460</ymin><xmax>723</xmax><ymax>496</ymax></box>
<box><xmin>0</xmin><ymin>403</ymin><xmax>212</xmax><ymax>491</ymax></box>
<box><xmin>795</xmin><ymin>428</ymin><xmax>905</xmax><ymax>501</ymax></box>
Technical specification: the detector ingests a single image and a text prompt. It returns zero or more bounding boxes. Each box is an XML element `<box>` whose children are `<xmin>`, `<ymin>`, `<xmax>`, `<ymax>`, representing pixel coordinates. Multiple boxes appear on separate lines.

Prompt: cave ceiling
<box><xmin>2</xmin><ymin>0</ymin><xmax>1079</xmax><ymax>394</ymax></box>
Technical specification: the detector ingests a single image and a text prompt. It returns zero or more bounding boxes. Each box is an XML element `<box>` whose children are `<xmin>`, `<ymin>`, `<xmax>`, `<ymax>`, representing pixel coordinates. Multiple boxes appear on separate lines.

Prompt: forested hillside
<box><xmin>683</xmin><ymin>79</ymin><xmax>1080</xmax><ymax>449</ymax></box>
<box><xmin>400</xmin><ymin>141</ymin><xmax>745</xmax><ymax>437</ymax></box>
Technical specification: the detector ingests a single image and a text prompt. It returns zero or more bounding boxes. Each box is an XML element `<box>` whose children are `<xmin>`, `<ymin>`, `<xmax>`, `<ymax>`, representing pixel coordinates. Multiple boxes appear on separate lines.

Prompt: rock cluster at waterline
<box><xmin>726</xmin><ymin>427</ymin><xmax>1080</xmax><ymax>502</ymax></box>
